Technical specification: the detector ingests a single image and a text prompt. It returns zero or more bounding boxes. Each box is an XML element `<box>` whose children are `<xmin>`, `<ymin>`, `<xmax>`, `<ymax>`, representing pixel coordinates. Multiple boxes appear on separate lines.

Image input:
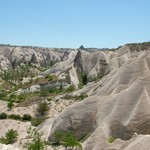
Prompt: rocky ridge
<box><xmin>0</xmin><ymin>42</ymin><xmax>150</xmax><ymax>149</ymax></box>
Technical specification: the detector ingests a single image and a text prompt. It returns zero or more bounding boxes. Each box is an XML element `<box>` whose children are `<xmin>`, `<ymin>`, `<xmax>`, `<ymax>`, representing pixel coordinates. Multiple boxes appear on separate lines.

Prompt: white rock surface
<box><xmin>48</xmin><ymin>44</ymin><xmax>150</xmax><ymax>150</ymax></box>
<box><xmin>1</xmin><ymin>43</ymin><xmax>150</xmax><ymax>149</ymax></box>
<box><xmin>0</xmin><ymin>144</ymin><xmax>19</xmax><ymax>150</ymax></box>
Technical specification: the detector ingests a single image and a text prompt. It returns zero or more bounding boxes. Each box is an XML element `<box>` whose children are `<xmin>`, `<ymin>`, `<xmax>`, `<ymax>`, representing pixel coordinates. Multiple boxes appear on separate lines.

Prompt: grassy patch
<box><xmin>107</xmin><ymin>136</ymin><xmax>116</xmax><ymax>143</ymax></box>
<box><xmin>31</xmin><ymin>117</ymin><xmax>46</xmax><ymax>127</ymax></box>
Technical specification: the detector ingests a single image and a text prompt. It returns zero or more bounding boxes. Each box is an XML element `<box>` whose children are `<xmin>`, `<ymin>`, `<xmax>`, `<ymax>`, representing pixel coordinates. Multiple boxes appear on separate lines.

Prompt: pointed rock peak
<box><xmin>79</xmin><ymin>45</ymin><xmax>85</xmax><ymax>50</ymax></box>
<box><xmin>73</xmin><ymin>50</ymin><xmax>82</xmax><ymax>62</ymax></box>
<box><xmin>30</xmin><ymin>53</ymin><xmax>38</xmax><ymax>64</ymax></box>
<box><xmin>73</xmin><ymin>50</ymin><xmax>83</xmax><ymax>72</ymax></box>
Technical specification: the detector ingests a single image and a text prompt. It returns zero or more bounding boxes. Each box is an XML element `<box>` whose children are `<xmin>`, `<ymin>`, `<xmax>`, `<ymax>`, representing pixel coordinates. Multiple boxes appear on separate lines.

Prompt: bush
<box><xmin>47</xmin><ymin>97</ymin><xmax>52</xmax><ymax>102</ymax></box>
<box><xmin>9</xmin><ymin>94</ymin><xmax>17</xmax><ymax>100</ymax></box>
<box><xmin>7</xmin><ymin>101</ymin><xmax>14</xmax><ymax>110</ymax></box>
<box><xmin>45</xmin><ymin>74</ymin><xmax>53</xmax><ymax>81</ymax></box>
<box><xmin>63</xmin><ymin>94</ymin><xmax>73</xmax><ymax>99</ymax></box>
<box><xmin>0</xmin><ymin>113</ymin><xmax>7</xmax><ymax>119</ymax></box>
<box><xmin>22</xmin><ymin>114</ymin><xmax>32</xmax><ymax>121</ymax></box>
<box><xmin>78</xmin><ymin>73</ymin><xmax>88</xmax><ymax>88</ymax></box>
<box><xmin>40</xmin><ymin>89</ymin><xmax>49</xmax><ymax>97</ymax></box>
<box><xmin>5</xmin><ymin>129</ymin><xmax>18</xmax><ymax>144</ymax></box>
<box><xmin>24</xmin><ymin>127</ymin><xmax>47</xmax><ymax>150</ymax></box>
<box><xmin>0</xmin><ymin>129</ymin><xmax>19</xmax><ymax>144</ymax></box>
<box><xmin>48</xmin><ymin>88</ymin><xmax>55</xmax><ymax>93</ymax></box>
<box><xmin>0</xmin><ymin>90</ymin><xmax>7</xmax><ymax>100</ymax></box>
<box><xmin>77</xmin><ymin>93</ymin><xmax>88</xmax><ymax>100</ymax></box>
<box><xmin>81</xmin><ymin>73</ymin><xmax>88</xmax><ymax>85</ymax></box>
<box><xmin>31</xmin><ymin>118</ymin><xmax>45</xmax><ymax>127</ymax></box>
<box><xmin>65</xmin><ymin>85</ymin><xmax>75</xmax><ymax>92</ymax></box>
<box><xmin>37</xmin><ymin>102</ymin><xmax>49</xmax><ymax>116</ymax></box>
<box><xmin>107</xmin><ymin>136</ymin><xmax>116</xmax><ymax>143</ymax></box>
<box><xmin>25</xmin><ymin>138</ymin><xmax>46</xmax><ymax>150</ymax></box>
<box><xmin>0</xmin><ymin>137</ymin><xmax>9</xmax><ymax>144</ymax></box>
<box><xmin>9</xmin><ymin>114</ymin><xmax>21</xmax><ymax>120</ymax></box>
<box><xmin>17</xmin><ymin>94</ymin><xmax>26</xmax><ymax>101</ymax></box>
<box><xmin>54</xmin><ymin>131</ymin><xmax>82</xmax><ymax>149</ymax></box>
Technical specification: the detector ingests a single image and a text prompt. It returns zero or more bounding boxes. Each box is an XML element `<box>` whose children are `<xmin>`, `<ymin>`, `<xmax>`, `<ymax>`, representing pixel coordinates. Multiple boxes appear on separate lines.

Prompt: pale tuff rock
<box><xmin>48</xmin><ymin>49</ymin><xmax>150</xmax><ymax>149</ymax></box>
<box><xmin>1</xmin><ymin>43</ymin><xmax>150</xmax><ymax>149</ymax></box>
<box><xmin>0</xmin><ymin>144</ymin><xmax>19</xmax><ymax>150</ymax></box>
<box><xmin>0</xmin><ymin>45</ymin><xmax>70</xmax><ymax>69</ymax></box>
<box><xmin>0</xmin><ymin>55</ymin><xmax>11</xmax><ymax>71</ymax></box>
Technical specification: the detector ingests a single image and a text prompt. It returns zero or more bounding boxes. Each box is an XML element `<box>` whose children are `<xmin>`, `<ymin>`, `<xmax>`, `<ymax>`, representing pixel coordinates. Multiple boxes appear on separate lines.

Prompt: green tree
<box><xmin>37</xmin><ymin>102</ymin><xmax>49</xmax><ymax>116</ymax></box>
<box><xmin>81</xmin><ymin>73</ymin><xmax>87</xmax><ymax>85</ymax></box>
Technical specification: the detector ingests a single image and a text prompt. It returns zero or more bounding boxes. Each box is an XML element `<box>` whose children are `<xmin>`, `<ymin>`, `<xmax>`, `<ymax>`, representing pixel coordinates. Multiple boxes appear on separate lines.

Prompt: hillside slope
<box><xmin>0</xmin><ymin>42</ymin><xmax>150</xmax><ymax>149</ymax></box>
<box><xmin>48</xmin><ymin>42</ymin><xmax>150</xmax><ymax>150</ymax></box>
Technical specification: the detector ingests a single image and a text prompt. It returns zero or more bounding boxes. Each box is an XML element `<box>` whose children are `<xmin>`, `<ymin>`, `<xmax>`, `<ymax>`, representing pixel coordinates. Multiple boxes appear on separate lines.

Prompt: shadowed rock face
<box><xmin>40</xmin><ymin>50</ymin><xmax>113</xmax><ymax>87</ymax></box>
<box><xmin>48</xmin><ymin>45</ymin><xmax>150</xmax><ymax>149</ymax></box>
<box><xmin>48</xmin><ymin>96</ymin><xmax>100</xmax><ymax>142</ymax></box>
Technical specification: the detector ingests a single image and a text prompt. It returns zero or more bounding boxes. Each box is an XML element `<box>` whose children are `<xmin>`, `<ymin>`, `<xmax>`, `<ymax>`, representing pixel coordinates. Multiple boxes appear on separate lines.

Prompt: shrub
<box><xmin>17</xmin><ymin>94</ymin><xmax>26</xmax><ymax>101</ymax></box>
<box><xmin>107</xmin><ymin>136</ymin><xmax>116</xmax><ymax>143</ymax></box>
<box><xmin>88</xmin><ymin>75</ymin><xmax>103</xmax><ymax>82</ymax></box>
<box><xmin>40</xmin><ymin>89</ymin><xmax>49</xmax><ymax>97</ymax></box>
<box><xmin>0</xmin><ymin>137</ymin><xmax>9</xmax><ymax>144</ymax></box>
<box><xmin>47</xmin><ymin>97</ymin><xmax>52</xmax><ymax>102</ymax></box>
<box><xmin>65</xmin><ymin>85</ymin><xmax>75</xmax><ymax>92</ymax></box>
<box><xmin>58</xmin><ymin>84</ymin><xmax>63</xmax><ymax>92</ymax></box>
<box><xmin>0</xmin><ymin>91</ymin><xmax>6</xmax><ymax>100</ymax></box>
<box><xmin>81</xmin><ymin>73</ymin><xmax>88</xmax><ymax>85</ymax></box>
<box><xmin>22</xmin><ymin>114</ymin><xmax>32</xmax><ymax>121</ymax></box>
<box><xmin>45</xmin><ymin>74</ymin><xmax>53</xmax><ymax>81</ymax></box>
<box><xmin>29</xmin><ymin>78</ymin><xmax>33</xmax><ymax>83</ymax></box>
<box><xmin>48</xmin><ymin>88</ymin><xmax>55</xmax><ymax>93</ymax></box>
<box><xmin>24</xmin><ymin>127</ymin><xmax>47</xmax><ymax>150</ymax></box>
<box><xmin>78</xmin><ymin>73</ymin><xmax>88</xmax><ymax>87</ymax></box>
<box><xmin>63</xmin><ymin>94</ymin><xmax>73</xmax><ymax>99</ymax></box>
<box><xmin>54</xmin><ymin>131</ymin><xmax>82</xmax><ymax>149</ymax></box>
<box><xmin>0</xmin><ymin>113</ymin><xmax>7</xmax><ymax>119</ymax></box>
<box><xmin>37</xmin><ymin>102</ymin><xmax>49</xmax><ymax>116</ymax></box>
<box><xmin>77</xmin><ymin>93</ymin><xmax>88</xmax><ymax>100</ymax></box>
<box><xmin>7</xmin><ymin>101</ymin><xmax>14</xmax><ymax>110</ymax></box>
<box><xmin>9</xmin><ymin>94</ymin><xmax>17</xmax><ymax>100</ymax></box>
<box><xmin>5</xmin><ymin>129</ymin><xmax>18</xmax><ymax>144</ymax></box>
<box><xmin>25</xmin><ymin>138</ymin><xmax>46</xmax><ymax>150</ymax></box>
<box><xmin>31</xmin><ymin>118</ymin><xmax>45</xmax><ymax>127</ymax></box>
<box><xmin>9</xmin><ymin>114</ymin><xmax>21</xmax><ymax>120</ymax></box>
<box><xmin>0</xmin><ymin>129</ymin><xmax>18</xmax><ymax>144</ymax></box>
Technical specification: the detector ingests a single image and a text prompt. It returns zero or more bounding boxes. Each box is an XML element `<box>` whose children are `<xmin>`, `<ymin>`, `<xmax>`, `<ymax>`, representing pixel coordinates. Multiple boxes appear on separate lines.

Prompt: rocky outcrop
<box><xmin>84</xmin><ymin>134</ymin><xmax>150</xmax><ymax>150</ymax></box>
<box><xmin>0</xmin><ymin>55</ymin><xmax>11</xmax><ymax>70</ymax></box>
<box><xmin>40</xmin><ymin>50</ymin><xmax>112</xmax><ymax>87</ymax></box>
<box><xmin>48</xmin><ymin>45</ymin><xmax>150</xmax><ymax>150</ymax></box>
<box><xmin>0</xmin><ymin>45</ymin><xmax>70</xmax><ymax>70</ymax></box>
<box><xmin>1</xmin><ymin>42</ymin><xmax>150</xmax><ymax>149</ymax></box>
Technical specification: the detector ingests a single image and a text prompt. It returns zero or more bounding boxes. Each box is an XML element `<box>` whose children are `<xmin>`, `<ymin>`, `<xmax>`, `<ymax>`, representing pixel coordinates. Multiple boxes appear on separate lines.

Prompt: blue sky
<box><xmin>0</xmin><ymin>0</ymin><xmax>150</xmax><ymax>48</ymax></box>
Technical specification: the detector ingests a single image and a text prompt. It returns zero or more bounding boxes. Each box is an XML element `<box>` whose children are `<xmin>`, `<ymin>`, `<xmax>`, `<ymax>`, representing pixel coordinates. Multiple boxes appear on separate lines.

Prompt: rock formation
<box><xmin>0</xmin><ymin>42</ymin><xmax>150</xmax><ymax>149</ymax></box>
<box><xmin>48</xmin><ymin>42</ymin><xmax>150</xmax><ymax>150</ymax></box>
